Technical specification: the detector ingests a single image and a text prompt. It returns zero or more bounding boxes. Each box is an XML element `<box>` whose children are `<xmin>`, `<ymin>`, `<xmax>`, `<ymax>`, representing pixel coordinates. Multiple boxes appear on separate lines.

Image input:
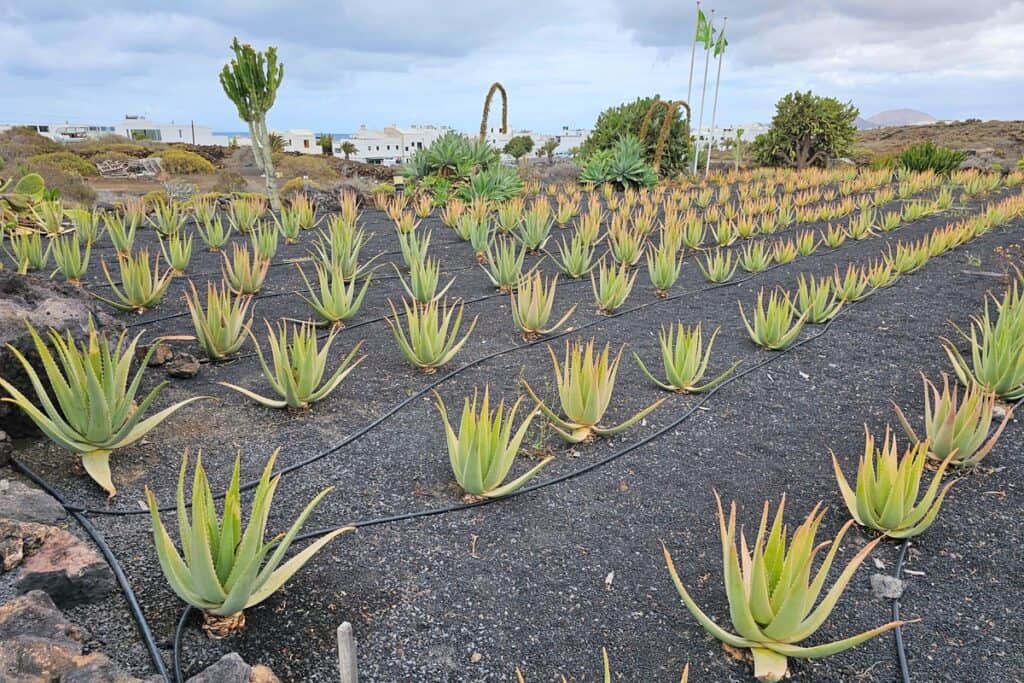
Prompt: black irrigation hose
<box><xmin>8</xmin><ymin>457</ymin><xmax>170</xmax><ymax>682</ymax></box>
<box><xmin>893</xmin><ymin>538</ymin><xmax>912</xmax><ymax>683</ymax></box>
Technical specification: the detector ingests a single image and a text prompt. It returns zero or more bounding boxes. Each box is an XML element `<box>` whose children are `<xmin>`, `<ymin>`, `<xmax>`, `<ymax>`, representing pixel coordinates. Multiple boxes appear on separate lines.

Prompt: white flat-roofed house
<box><xmin>275</xmin><ymin>128</ymin><xmax>318</xmax><ymax>154</ymax></box>
<box><xmin>115</xmin><ymin>115</ymin><xmax>220</xmax><ymax>145</ymax></box>
<box><xmin>344</xmin><ymin>124</ymin><xmax>453</xmax><ymax>165</ymax></box>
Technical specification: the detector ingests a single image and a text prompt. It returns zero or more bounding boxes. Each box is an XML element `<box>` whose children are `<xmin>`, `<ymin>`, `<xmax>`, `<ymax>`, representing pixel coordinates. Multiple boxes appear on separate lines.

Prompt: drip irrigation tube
<box><xmin>894</xmin><ymin>539</ymin><xmax>912</xmax><ymax>683</ymax></box>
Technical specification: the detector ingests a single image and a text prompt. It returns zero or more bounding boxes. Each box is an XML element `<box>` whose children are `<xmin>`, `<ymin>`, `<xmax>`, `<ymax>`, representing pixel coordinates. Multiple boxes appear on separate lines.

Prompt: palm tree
<box><xmin>339</xmin><ymin>141</ymin><xmax>357</xmax><ymax>160</ymax></box>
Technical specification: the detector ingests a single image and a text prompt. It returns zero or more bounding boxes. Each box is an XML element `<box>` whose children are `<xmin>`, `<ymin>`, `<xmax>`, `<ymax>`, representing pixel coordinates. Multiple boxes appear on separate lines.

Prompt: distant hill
<box><xmin>867</xmin><ymin>109</ymin><xmax>937</xmax><ymax>127</ymax></box>
<box><xmin>855</xmin><ymin>116</ymin><xmax>880</xmax><ymax>131</ymax></box>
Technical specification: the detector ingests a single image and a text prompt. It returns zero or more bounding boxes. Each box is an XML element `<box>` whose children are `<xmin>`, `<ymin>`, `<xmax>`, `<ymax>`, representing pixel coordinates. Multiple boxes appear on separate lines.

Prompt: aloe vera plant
<box><xmin>832</xmin><ymin>426</ymin><xmax>956</xmax><ymax>538</ymax></box>
<box><xmin>795</xmin><ymin>274</ymin><xmax>843</xmax><ymax>324</ymax></box>
<box><xmin>222</xmin><ymin>243</ymin><xmax>270</xmax><ymax>295</ymax></box>
<box><xmin>386</xmin><ymin>298</ymin><xmax>478</xmax><ymax>372</ymax></box>
<box><xmin>5</xmin><ymin>229</ymin><xmax>50</xmax><ymax>273</ymax></box>
<box><xmin>147</xmin><ymin>450</ymin><xmax>351</xmax><ymax>637</ymax></box>
<box><xmin>50</xmin><ymin>231</ymin><xmax>90</xmax><ymax>284</ymax></box>
<box><xmin>521</xmin><ymin>339</ymin><xmax>665</xmax><ymax>443</ymax></box>
<box><xmin>98</xmin><ymin>250</ymin><xmax>173</xmax><ymax>311</ymax></box>
<box><xmin>591</xmin><ymin>259</ymin><xmax>637</xmax><ymax>313</ymax></box>
<box><xmin>395</xmin><ymin>256</ymin><xmax>454</xmax><ymax>305</ymax></box>
<box><xmin>435</xmin><ymin>386</ymin><xmax>550</xmax><ymax>498</ymax></box>
<box><xmin>772</xmin><ymin>240</ymin><xmax>798</xmax><ymax>265</ymax></box>
<box><xmin>249</xmin><ymin>220</ymin><xmax>279</xmax><ymax>262</ymax></box>
<box><xmin>482</xmin><ymin>237</ymin><xmax>529</xmax><ymax>292</ymax></box>
<box><xmin>634</xmin><ymin>323</ymin><xmax>740</xmax><ymax>393</ymax></box>
<box><xmin>0</xmin><ymin>320</ymin><xmax>207</xmax><ymax>496</ymax></box>
<box><xmin>645</xmin><ymin>242</ymin><xmax>682</xmax><ymax>296</ymax></box>
<box><xmin>794</xmin><ymin>230</ymin><xmax>818</xmax><ymax>257</ymax></box>
<box><xmin>393</xmin><ymin>211</ymin><xmax>420</xmax><ymax>235</ymax></box>
<box><xmin>148</xmin><ymin>200</ymin><xmax>186</xmax><ymax>236</ymax></box>
<box><xmin>297</xmin><ymin>262</ymin><xmax>372</xmax><ymax>327</ymax></box>
<box><xmin>698</xmin><ymin>248</ymin><xmax>738</xmax><ymax>283</ymax></box>
<box><xmin>185</xmin><ymin>280</ymin><xmax>253</xmax><ymax>360</ymax></box>
<box><xmin>32</xmin><ymin>199</ymin><xmax>65</xmax><ymax>235</ymax></box>
<box><xmin>608</xmin><ymin>223</ymin><xmax>645</xmax><ymax>266</ymax></box>
<box><xmin>495</xmin><ymin>198</ymin><xmax>524</xmax><ymax>233</ymax></box>
<box><xmin>663</xmin><ymin>493</ymin><xmax>904</xmax><ymax>683</ymax></box>
<box><xmin>311</xmin><ymin>222</ymin><xmax>379</xmax><ymax>282</ymax></box>
<box><xmin>196</xmin><ymin>214</ymin><xmax>231</xmax><ymax>251</ymax></box>
<box><xmin>510</xmin><ymin>272</ymin><xmax>576</xmax><ymax>340</ymax></box>
<box><xmin>104</xmin><ymin>212</ymin><xmax>137</xmax><ymax>255</ymax></box>
<box><xmin>832</xmin><ymin>264</ymin><xmax>871</xmax><ymax>302</ymax></box>
<box><xmin>943</xmin><ymin>287</ymin><xmax>1024</xmax><ymax>400</ymax></box>
<box><xmin>890</xmin><ymin>241</ymin><xmax>929</xmax><ymax>275</ymax></box>
<box><xmin>226</xmin><ymin>195</ymin><xmax>265</xmax><ymax>233</ymax></box>
<box><xmin>739</xmin><ymin>289</ymin><xmax>807</xmax><ymax>350</ymax></box>
<box><xmin>739</xmin><ymin>240</ymin><xmax>774</xmax><ymax>273</ymax></box>
<box><xmin>894</xmin><ymin>373</ymin><xmax>1013</xmax><ymax>467</ymax></box>
<box><xmin>554</xmin><ymin>231</ymin><xmax>597</xmax><ymax>278</ymax></box>
<box><xmin>159</xmin><ymin>231</ymin><xmax>194</xmax><ymax>275</ymax></box>
<box><xmin>275</xmin><ymin>206</ymin><xmax>303</xmax><ymax>244</ymax></box>
<box><xmin>821</xmin><ymin>224</ymin><xmax>847</xmax><ymax>249</ymax></box>
<box><xmin>396</xmin><ymin>228</ymin><xmax>431</xmax><ymax>269</ymax></box>
<box><xmin>517</xmin><ymin>201</ymin><xmax>553</xmax><ymax>252</ymax></box>
<box><xmin>67</xmin><ymin>208</ymin><xmax>104</xmax><ymax>246</ymax></box>
<box><xmin>220</xmin><ymin>321</ymin><xmax>365</xmax><ymax>409</ymax></box>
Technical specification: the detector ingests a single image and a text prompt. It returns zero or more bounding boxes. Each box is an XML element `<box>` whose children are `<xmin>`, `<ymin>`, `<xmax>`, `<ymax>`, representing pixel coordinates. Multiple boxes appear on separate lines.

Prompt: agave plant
<box><xmin>0</xmin><ymin>320</ymin><xmax>207</xmax><ymax>496</ymax></box>
<box><xmin>591</xmin><ymin>259</ymin><xmax>638</xmax><ymax>314</ymax></box>
<box><xmin>97</xmin><ymin>250</ymin><xmax>174</xmax><ymax>312</ymax></box>
<box><xmin>893</xmin><ymin>373</ymin><xmax>1013</xmax><ymax>467</ymax></box>
<box><xmin>482</xmin><ymin>237</ymin><xmax>529</xmax><ymax>292</ymax></box>
<box><xmin>104</xmin><ymin>212</ymin><xmax>137</xmax><ymax>255</ymax></box>
<box><xmin>220</xmin><ymin>321</ymin><xmax>365</xmax><ymax>409</ymax></box>
<box><xmin>222</xmin><ymin>243</ymin><xmax>270</xmax><ymax>295</ymax></box>
<box><xmin>249</xmin><ymin>220</ymin><xmax>279</xmax><ymax>262</ymax></box>
<box><xmin>147</xmin><ymin>450</ymin><xmax>351</xmax><ymax>637</ymax></box>
<box><xmin>832</xmin><ymin>426</ymin><xmax>956</xmax><ymax>538</ymax></box>
<box><xmin>698</xmin><ymin>248</ymin><xmax>738</xmax><ymax>283</ymax></box>
<box><xmin>5</xmin><ymin>229</ymin><xmax>50</xmax><ymax>273</ymax></box>
<box><xmin>521</xmin><ymin>339</ymin><xmax>665</xmax><ymax>443</ymax></box>
<box><xmin>50</xmin><ymin>231</ymin><xmax>90</xmax><ymax>285</ymax></box>
<box><xmin>386</xmin><ymin>298</ymin><xmax>478</xmax><ymax>373</ymax></box>
<box><xmin>739</xmin><ymin>289</ymin><xmax>807</xmax><ymax>350</ymax></box>
<box><xmin>634</xmin><ymin>323</ymin><xmax>740</xmax><ymax>393</ymax></box>
<box><xmin>554</xmin><ymin>231</ymin><xmax>597</xmax><ymax>279</ymax></box>
<box><xmin>297</xmin><ymin>262</ymin><xmax>372</xmax><ymax>327</ymax></box>
<box><xmin>510</xmin><ymin>272</ymin><xmax>576</xmax><ymax>340</ymax></box>
<box><xmin>795</xmin><ymin>274</ymin><xmax>843</xmax><ymax>324</ymax></box>
<box><xmin>645</xmin><ymin>242</ymin><xmax>682</xmax><ymax>297</ymax></box>
<box><xmin>435</xmin><ymin>387</ymin><xmax>550</xmax><ymax>498</ymax></box>
<box><xmin>185</xmin><ymin>280</ymin><xmax>253</xmax><ymax>360</ymax></box>
<box><xmin>196</xmin><ymin>214</ymin><xmax>232</xmax><ymax>251</ymax></box>
<box><xmin>159</xmin><ymin>231</ymin><xmax>194</xmax><ymax>275</ymax></box>
<box><xmin>663</xmin><ymin>493</ymin><xmax>904</xmax><ymax>683</ymax></box>
<box><xmin>67</xmin><ymin>207</ymin><xmax>105</xmax><ymax>246</ymax></box>
<box><xmin>395</xmin><ymin>256</ymin><xmax>455</xmax><ymax>305</ymax></box>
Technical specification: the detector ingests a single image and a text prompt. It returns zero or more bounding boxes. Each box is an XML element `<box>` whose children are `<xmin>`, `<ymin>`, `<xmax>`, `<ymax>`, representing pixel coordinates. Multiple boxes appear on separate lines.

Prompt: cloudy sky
<box><xmin>1</xmin><ymin>1</ymin><xmax>1021</xmax><ymax>134</ymax></box>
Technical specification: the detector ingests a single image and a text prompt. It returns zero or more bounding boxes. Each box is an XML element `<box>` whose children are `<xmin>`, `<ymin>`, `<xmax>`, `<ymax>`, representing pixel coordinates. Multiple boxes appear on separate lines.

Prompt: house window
<box><xmin>38</xmin><ymin>125</ymin><xmax>49</xmax><ymax>132</ymax></box>
<box><xmin>303</xmin><ymin>139</ymin><xmax>310</xmax><ymax>148</ymax></box>
<box><xmin>405</xmin><ymin>146</ymin><xmax>408</xmax><ymax>151</ymax></box>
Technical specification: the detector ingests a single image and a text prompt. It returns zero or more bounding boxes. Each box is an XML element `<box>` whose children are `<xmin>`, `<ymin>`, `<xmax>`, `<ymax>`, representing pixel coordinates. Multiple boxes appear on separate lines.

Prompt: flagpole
<box><xmin>705</xmin><ymin>16</ymin><xmax>727</xmax><ymax>175</ymax></box>
<box><xmin>686</xmin><ymin>1</ymin><xmax>700</xmax><ymax>107</ymax></box>
<box><xmin>692</xmin><ymin>9</ymin><xmax>715</xmax><ymax>174</ymax></box>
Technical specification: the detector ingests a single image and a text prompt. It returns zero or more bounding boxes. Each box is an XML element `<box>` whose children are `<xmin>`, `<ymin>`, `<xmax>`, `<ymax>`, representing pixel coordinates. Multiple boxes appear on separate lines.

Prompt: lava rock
<box><xmin>0</xmin><ymin>517</ymin><xmax>52</xmax><ymax>571</ymax></box>
<box><xmin>15</xmin><ymin>526</ymin><xmax>116</xmax><ymax>606</ymax></box>
<box><xmin>143</xmin><ymin>342</ymin><xmax>174</xmax><ymax>367</ymax></box>
<box><xmin>166</xmin><ymin>353</ymin><xmax>201</xmax><ymax>379</ymax></box>
<box><xmin>0</xmin><ymin>590</ymin><xmax>88</xmax><ymax>645</ymax></box>
<box><xmin>870</xmin><ymin>573</ymin><xmax>905</xmax><ymax>599</ymax></box>
<box><xmin>0</xmin><ymin>271</ymin><xmax>120</xmax><ymax>437</ymax></box>
<box><xmin>186</xmin><ymin>652</ymin><xmax>281</xmax><ymax>683</ymax></box>
<box><xmin>62</xmin><ymin>653</ymin><xmax>150</xmax><ymax>682</ymax></box>
<box><xmin>0</xmin><ymin>478</ymin><xmax>67</xmax><ymax>524</ymax></box>
<box><xmin>0</xmin><ymin>429</ymin><xmax>11</xmax><ymax>468</ymax></box>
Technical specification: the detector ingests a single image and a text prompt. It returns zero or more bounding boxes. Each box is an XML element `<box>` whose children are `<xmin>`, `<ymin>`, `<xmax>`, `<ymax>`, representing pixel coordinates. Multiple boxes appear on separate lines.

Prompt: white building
<box><xmin>343</xmin><ymin>124</ymin><xmax>452</xmax><ymax>165</ymax></box>
<box><xmin>0</xmin><ymin>116</ymin><xmax>228</xmax><ymax>146</ymax></box>
<box><xmin>696</xmin><ymin>123</ymin><xmax>770</xmax><ymax>149</ymax></box>
<box><xmin>273</xmin><ymin>128</ymin><xmax>318</xmax><ymax>155</ymax></box>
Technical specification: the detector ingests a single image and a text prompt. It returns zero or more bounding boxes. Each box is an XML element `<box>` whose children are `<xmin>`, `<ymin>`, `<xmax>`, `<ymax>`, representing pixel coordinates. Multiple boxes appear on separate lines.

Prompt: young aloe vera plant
<box><xmin>185</xmin><ymin>280</ymin><xmax>253</xmax><ymax>360</ymax></box>
<box><xmin>608</xmin><ymin>224</ymin><xmax>645</xmax><ymax>266</ymax></box>
<box><xmin>554</xmin><ymin>231</ymin><xmax>597</xmax><ymax>279</ymax></box>
<box><xmin>510</xmin><ymin>272</ymin><xmax>576</xmax><ymax>340</ymax></box>
<box><xmin>222</xmin><ymin>243</ymin><xmax>270</xmax><ymax>295</ymax></box>
<box><xmin>482</xmin><ymin>237</ymin><xmax>529</xmax><ymax>292</ymax></box>
<box><xmin>521</xmin><ymin>339</ymin><xmax>665</xmax><ymax>443</ymax></box>
<box><xmin>435</xmin><ymin>386</ymin><xmax>551</xmax><ymax>498</ymax></box>
<box><xmin>98</xmin><ymin>250</ymin><xmax>174</xmax><ymax>312</ymax></box>
<box><xmin>226</xmin><ymin>195</ymin><xmax>265</xmax><ymax>233</ymax></box>
<box><xmin>698</xmin><ymin>248</ymin><xmax>738</xmax><ymax>283</ymax></box>
<box><xmin>104</xmin><ymin>212</ymin><xmax>137</xmax><ymax>255</ymax></box>
<box><xmin>297</xmin><ymin>262</ymin><xmax>372</xmax><ymax>327</ymax></box>
<box><xmin>943</xmin><ymin>284</ymin><xmax>1024</xmax><ymax>400</ymax></box>
<box><xmin>311</xmin><ymin>221</ymin><xmax>379</xmax><ymax>282</ymax></box>
<box><xmin>148</xmin><ymin>200</ymin><xmax>186</xmax><ymax>237</ymax></box>
<box><xmin>739</xmin><ymin>240</ymin><xmax>774</xmax><ymax>273</ymax></box>
<box><xmin>196</xmin><ymin>214</ymin><xmax>232</xmax><ymax>251</ymax></box>
<box><xmin>832</xmin><ymin>426</ymin><xmax>957</xmax><ymax>538</ymax></box>
<box><xmin>275</xmin><ymin>205</ymin><xmax>303</xmax><ymax>244</ymax></box>
<box><xmin>591</xmin><ymin>259</ymin><xmax>638</xmax><ymax>314</ymax></box>
<box><xmin>832</xmin><ymin>264</ymin><xmax>872</xmax><ymax>302</ymax></box>
<box><xmin>396</xmin><ymin>228</ymin><xmax>431</xmax><ymax>269</ymax></box>
<box><xmin>386</xmin><ymin>298</ymin><xmax>478</xmax><ymax>373</ymax></box>
<box><xmin>739</xmin><ymin>289</ymin><xmax>807</xmax><ymax>350</ymax></box>
<box><xmin>147</xmin><ymin>450</ymin><xmax>351</xmax><ymax>637</ymax></box>
<box><xmin>159</xmin><ymin>231</ymin><xmax>194</xmax><ymax>275</ymax></box>
<box><xmin>894</xmin><ymin>373</ymin><xmax>1013</xmax><ymax>467</ymax></box>
<box><xmin>495</xmin><ymin>198</ymin><xmax>524</xmax><ymax>233</ymax></box>
<box><xmin>395</xmin><ymin>256</ymin><xmax>455</xmax><ymax>305</ymax></box>
<box><xmin>517</xmin><ymin>201</ymin><xmax>553</xmax><ymax>252</ymax></box>
<box><xmin>67</xmin><ymin>208</ymin><xmax>105</xmax><ymax>246</ymax></box>
<box><xmin>633</xmin><ymin>323</ymin><xmax>740</xmax><ymax>393</ymax></box>
<box><xmin>0</xmin><ymin>320</ymin><xmax>208</xmax><ymax>496</ymax></box>
<box><xmin>249</xmin><ymin>220</ymin><xmax>279</xmax><ymax>262</ymax></box>
<box><xmin>663</xmin><ymin>493</ymin><xmax>904</xmax><ymax>683</ymax></box>
<box><xmin>220</xmin><ymin>321</ymin><xmax>365</xmax><ymax>409</ymax></box>
<box><xmin>795</xmin><ymin>274</ymin><xmax>843</xmax><ymax>324</ymax></box>
<box><xmin>5</xmin><ymin>230</ymin><xmax>51</xmax><ymax>273</ymax></box>
<box><xmin>646</xmin><ymin>242</ymin><xmax>682</xmax><ymax>297</ymax></box>
<box><xmin>50</xmin><ymin>231</ymin><xmax>91</xmax><ymax>284</ymax></box>
<box><xmin>32</xmin><ymin>199</ymin><xmax>65</xmax><ymax>235</ymax></box>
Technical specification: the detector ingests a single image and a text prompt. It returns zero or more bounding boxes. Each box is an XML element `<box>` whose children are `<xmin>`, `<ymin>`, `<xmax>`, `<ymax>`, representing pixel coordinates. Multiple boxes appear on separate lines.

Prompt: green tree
<box><xmin>539</xmin><ymin>138</ymin><xmax>558</xmax><ymax>163</ymax></box>
<box><xmin>339</xmin><ymin>141</ymin><xmax>357</xmax><ymax>160</ymax></box>
<box><xmin>576</xmin><ymin>95</ymin><xmax>690</xmax><ymax>177</ymax></box>
<box><xmin>503</xmin><ymin>135</ymin><xmax>534</xmax><ymax>160</ymax></box>
<box><xmin>752</xmin><ymin>91</ymin><xmax>858</xmax><ymax>169</ymax></box>
<box><xmin>268</xmin><ymin>132</ymin><xmax>286</xmax><ymax>154</ymax></box>
<box><xmin>319</xmin><ymin>134</ymin><xmax>334</xmax><ymax>156</ymax></box>
<box><xmin>219</xmin><ymin>37</ymin><xmax>285</xmax><ymax>211</ymax></box>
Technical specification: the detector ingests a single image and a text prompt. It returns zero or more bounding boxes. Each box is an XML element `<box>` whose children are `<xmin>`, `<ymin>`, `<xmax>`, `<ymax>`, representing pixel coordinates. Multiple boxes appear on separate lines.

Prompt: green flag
<box><xmin>695</xmin><ymin>8</ymin><xmax>713</xmax><ymax>50</ymax></box>
<box><xmin>714</xmin><ymin>28</ymin><xmax>728</xmax><ymax>57</ymax></box>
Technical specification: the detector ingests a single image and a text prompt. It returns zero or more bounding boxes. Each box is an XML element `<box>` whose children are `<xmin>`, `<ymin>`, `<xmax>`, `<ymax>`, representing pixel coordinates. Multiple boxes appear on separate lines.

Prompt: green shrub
<box><xmin>580</xmin><ymin>135</ymin><xmax>656</xmax><ymax>188</ymax></box>
<box><xmin>752</xmin><ymin>91</ymin><xmax>858</xmax><ymax>169</ymax></box>
<box><xmin>275</xmin><ymin>154</ymin><xmax>339</xmax><ymax>182</ymax></box>
<box><xmin>0</xmin><ymin>126</ymin><xmax>60</xmax><ymax>161</ymax></box>
<box><xmin>281</xmin><ymin>177</ymin><xmax>322</xmax><ymax>195</ymax></box>
<box><xmin>213</xmin><ymin>170</ymin><xmax>248</xmax><ymax>193</ymax></box>
<box><xmin>898</xmin><ymin>142</ymin><xmax>966</xmax><ymax>174</ymax></box>
<box><xmin>456</xmin><ymin>165</ymin><xmax>524</xmax><ymax>202</ymax></box>
<box><xmin>143</xmin><ymin>189</ymin><xmax>170</xmax><ymax>207</ymax></box>
<box><xmin>157</xmin><ymin>148</ymin><xmax>215</xmax><ymax>175</ymax></box>
<box><xmin>372</xmin><ymin>182</ymin><xmax>395</xmax><ymax>195</ymax></box>
<box><xmin>576</xmin><ymin>95</ymin><xmax>690</xmax><ymax>177</ymax></box>
<box><xmin>503</xmin><ymin>135</ymin><xmax>534</xmax><ymax>160</ymax></box>
<box><xmin>90</xmin><ymin>151</ymin><xmax>134</xmax><ymax>165</ymax></box>
<box><xmin>27</xmin><ymin>151</ymin><xmax>98</xmax><ymax>177</ymax></box>
<box><xmin>21</xmin><ymin>160</ymin><xmax>96</xmax><ymax>206</ymax></box>
<box><xmin>869</xmin><ymin>154</ymin><xmax>898</xmax><ymax>171</ymax></box>
<box><xmin>402</xmin><ymin>132</ymin><xmax>498</xmax><ymax>182</ymax></box>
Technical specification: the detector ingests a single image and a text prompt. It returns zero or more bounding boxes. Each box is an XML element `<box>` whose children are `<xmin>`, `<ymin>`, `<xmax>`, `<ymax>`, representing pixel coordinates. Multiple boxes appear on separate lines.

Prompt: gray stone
<box><xmin>62</xmin><ymin>653</ymin><xmax>147</xmax><ymax>682</ymax></box>
<box><xmin>0</xmin><ymin>590</ymin><xmax>88</xmax><ymax>646</ymax></box>
<box><xmin>0</xmin><ymin>429</ymin><xmax>11</xmax><ymax>468</ymax></box>
<box><xmin>870</xmin><ymin>573</ymin><xmax>905</xmax><ymax>599</ymax></box>
<box><xmin>186</xmin><ymin>653</ymin><xmax>251</xmax><ymax>683</ymax></box>
<box><xmin>166</xmin><ymin>353</ymin><xmax>201</xmax><ymax>379</ymax></box>
<box><xmin>0</xmin><ymin>517</ymin><xmax>52</xmax><ymax>571</ymax></box>
<box><xmin>0</xmin><ymin>478</ymin><xmax>67</xmax><ymax>524</ymax></box>
<box><xmin>15</xmin><ymin>527</ymin><xmax>116</xmax><ymax>606</ymax></box>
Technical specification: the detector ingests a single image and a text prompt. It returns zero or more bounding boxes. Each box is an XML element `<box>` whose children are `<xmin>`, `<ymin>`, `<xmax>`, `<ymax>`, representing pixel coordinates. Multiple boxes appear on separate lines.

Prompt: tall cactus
<box><xmin>219</xmin><ymin>38</ymin><xmax>284</xmax><ymax>212</ymax></box>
